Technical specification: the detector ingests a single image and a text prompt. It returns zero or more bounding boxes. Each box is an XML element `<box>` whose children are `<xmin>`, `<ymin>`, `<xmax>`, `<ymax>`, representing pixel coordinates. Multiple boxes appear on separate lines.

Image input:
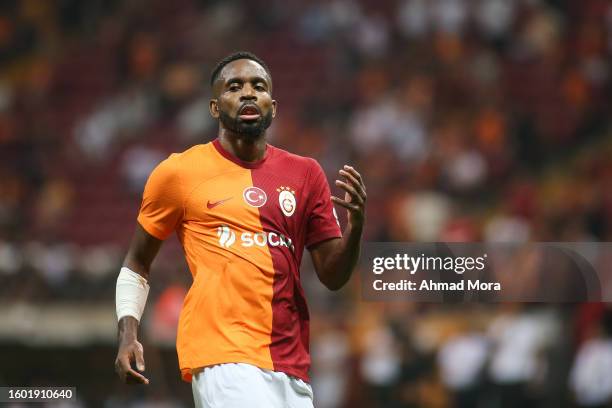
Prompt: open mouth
<box><xmin>239</xmin><ymin>104</ymin><xmax>261</xmax><ymax>121</ymax></box>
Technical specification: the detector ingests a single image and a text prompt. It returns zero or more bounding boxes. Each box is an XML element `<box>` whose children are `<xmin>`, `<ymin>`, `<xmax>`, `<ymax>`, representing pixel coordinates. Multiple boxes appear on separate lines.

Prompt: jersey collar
<box><xmin>212</xmin><ymin>138</ymin><xmax>270</xmax><ymax>169</ymax></box>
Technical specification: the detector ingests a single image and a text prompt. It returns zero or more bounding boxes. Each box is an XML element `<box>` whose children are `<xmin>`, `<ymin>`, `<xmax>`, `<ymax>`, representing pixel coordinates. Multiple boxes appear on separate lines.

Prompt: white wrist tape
<box><xmin>116</xmin><ymin>267</ymin><xmax>150</xmax><ymax>322</ymax></box>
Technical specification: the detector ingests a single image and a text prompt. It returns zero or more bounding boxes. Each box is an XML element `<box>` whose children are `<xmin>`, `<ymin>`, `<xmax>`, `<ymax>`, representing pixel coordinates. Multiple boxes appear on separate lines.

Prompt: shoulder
<box><xmin>154</xmin><ymin>143</ymin><xmax>210</xmax><ymax>174</ymax></box>
<box><xmin>167</xmin><ymin>143</ymin><xmax>210</xmax><ymax>165</ymax></box>
<box><xmin>146</xmin><ymin>144</ymin><xmax>208</xmax><ymax>189</ymax></box>
<box><xmin>268</xmin><ymin>144</ymin><xmax>321</xmax><ymax>175</ymax></box>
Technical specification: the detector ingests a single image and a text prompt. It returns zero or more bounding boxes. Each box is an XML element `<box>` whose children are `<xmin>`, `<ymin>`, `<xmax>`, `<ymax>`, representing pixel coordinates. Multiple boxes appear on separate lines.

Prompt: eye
<box><xmin>228</xmin><ymin>83</ymin><xmax>241</xmax><ymax>92</ymax></box>
<box><xmin>255</xmin><ymin>84</ymin><xmax>266</xmax><ymax>91</ymax></box>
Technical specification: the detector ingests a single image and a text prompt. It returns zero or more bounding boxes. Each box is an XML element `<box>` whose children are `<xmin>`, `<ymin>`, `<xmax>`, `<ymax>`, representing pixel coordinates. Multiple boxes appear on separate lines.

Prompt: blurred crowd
<box><xmin>1</xmin><ymin>0</ymin><xmax>612</xmax><ymax>407</ymax></box>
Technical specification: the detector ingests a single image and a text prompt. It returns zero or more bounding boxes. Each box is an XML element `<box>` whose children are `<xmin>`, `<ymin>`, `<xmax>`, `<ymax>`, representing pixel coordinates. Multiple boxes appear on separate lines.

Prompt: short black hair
<box><xmin>210</xmin><ymin>51</ymin><xmax>272</xmax><ymax>87</ymax></box>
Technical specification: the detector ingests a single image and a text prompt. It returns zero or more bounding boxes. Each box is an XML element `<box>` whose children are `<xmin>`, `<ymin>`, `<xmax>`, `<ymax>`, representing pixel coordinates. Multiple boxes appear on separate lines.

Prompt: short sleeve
<box><xmin>137</xmin><ymin>155</ymin><xmax>183</xmax><ymax>240</ymax></box>
<box><xmin>305</xmin><ymin>160</ymin><xmax>342</xmax><ymax>249</ymax></box>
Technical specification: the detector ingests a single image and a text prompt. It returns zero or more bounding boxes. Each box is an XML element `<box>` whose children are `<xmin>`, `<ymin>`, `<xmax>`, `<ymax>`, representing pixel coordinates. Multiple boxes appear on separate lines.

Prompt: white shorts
<box><xmin>191</xmin><ymin>363</ymin><xmax>314</xmax><ymax>408</ymax></box>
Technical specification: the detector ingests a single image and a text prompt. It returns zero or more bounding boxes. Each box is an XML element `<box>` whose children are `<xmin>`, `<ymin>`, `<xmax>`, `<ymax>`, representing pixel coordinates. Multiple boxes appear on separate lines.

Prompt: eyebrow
<box><xmin>225</xmin><ymin>76</ymin><xmax>270</xmax><ymax>87</ymax></box>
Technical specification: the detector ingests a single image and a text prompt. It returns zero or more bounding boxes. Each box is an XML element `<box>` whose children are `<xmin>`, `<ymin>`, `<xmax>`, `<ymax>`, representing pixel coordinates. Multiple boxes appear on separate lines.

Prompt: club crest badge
<box><xmin>277</xmin><ymin>186</ymin><xmax>297</xmax><ymax>217</ymax></box>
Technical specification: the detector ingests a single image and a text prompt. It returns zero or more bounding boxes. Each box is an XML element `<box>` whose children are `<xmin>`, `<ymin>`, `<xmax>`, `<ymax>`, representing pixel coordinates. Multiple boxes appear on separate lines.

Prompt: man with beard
<box><xmin>114</xmin><ymin>51</ymin><xmax>367</xmax><ymax>407</ymax></box>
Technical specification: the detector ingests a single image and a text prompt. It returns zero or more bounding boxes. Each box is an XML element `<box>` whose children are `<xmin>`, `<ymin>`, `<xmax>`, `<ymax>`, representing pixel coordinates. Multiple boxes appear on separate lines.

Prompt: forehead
<box><xmin>219</xmin><ymin>59</ymin><xmax>271</xmax><ymax>85</ymax></box>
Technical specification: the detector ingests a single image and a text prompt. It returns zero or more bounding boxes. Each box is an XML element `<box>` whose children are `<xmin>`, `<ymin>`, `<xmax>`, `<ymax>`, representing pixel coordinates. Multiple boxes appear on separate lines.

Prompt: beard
<box><xmin>219</xmin><ymin>109</ymin><xmax>273</xmax><ymax>138</ymax></box>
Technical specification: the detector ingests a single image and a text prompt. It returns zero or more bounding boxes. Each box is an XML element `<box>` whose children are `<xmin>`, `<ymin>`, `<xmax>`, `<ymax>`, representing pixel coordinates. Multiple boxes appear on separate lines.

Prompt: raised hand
<box><xmin>331</xmin><ymin>165</ymin><xmax>366</xmax><ymax>227</ymax></box>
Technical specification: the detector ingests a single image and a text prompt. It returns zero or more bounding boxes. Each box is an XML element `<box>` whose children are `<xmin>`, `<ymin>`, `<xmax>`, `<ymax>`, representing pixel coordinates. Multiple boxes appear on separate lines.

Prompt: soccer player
<box><xmin>114</xmin><ymin>51</ymin><xmax>366</xmax><ymax>407</ymax></box>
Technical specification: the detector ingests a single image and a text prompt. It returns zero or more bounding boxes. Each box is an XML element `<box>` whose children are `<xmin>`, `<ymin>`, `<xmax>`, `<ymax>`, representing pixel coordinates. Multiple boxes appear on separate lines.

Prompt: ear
<box><xmin>209</xmin><ymin>99</ymin><xmax>219</xmax><ymax>119</ymax></box>
<box><xmin>271</xmin><ymin>99</ymin><xmax>277</xmax><ymax>118</ymax></box>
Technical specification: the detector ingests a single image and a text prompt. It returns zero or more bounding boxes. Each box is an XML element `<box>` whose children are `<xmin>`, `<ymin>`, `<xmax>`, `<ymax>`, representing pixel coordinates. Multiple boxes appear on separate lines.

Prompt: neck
<box><xmin>218</xmin><ymin>129</ymin><xmax>267</xmax><ymax>162</ymax></box>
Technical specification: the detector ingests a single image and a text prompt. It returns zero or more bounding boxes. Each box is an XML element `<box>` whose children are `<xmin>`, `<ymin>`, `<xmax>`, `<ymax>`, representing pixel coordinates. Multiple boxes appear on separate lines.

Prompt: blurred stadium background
<box><xmin>1</xmin><ymin>0</ymin><xmax>612</xmax><ymax>407</ymax></box>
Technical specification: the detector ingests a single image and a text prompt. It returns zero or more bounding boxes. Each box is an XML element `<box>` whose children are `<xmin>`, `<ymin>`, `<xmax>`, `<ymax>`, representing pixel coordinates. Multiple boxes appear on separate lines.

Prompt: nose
<box><xmin>240</xmin><ymin>84</ymin><xmax>257</xmax><ymax>101</ymax></box>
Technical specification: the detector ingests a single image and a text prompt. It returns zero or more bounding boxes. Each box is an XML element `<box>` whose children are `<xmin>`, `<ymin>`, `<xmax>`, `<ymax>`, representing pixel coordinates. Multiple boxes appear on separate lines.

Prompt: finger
<box><xmin>339</xmin><ymin>170</ymin><xmax>366</xmax><ymax>198</ymax></box>
<box><xmin>117</xmin><ymin>355</ymin><xmax>132</xmax><ymax>374</ymax></box>
<box><xmin>115</xmin><ymin>359</ymin><xmax>126</xmax><ymax>382</ymax></box>
<box><xmin>343</xmin><ymin>165</ymin><xmax>364</xmax><ymax>185</ymax></box>
<box><xmin>115</xmin><ymin>355</ymin><xmax>140</xmax><ymax>384</ymax></box>
<box><xmin>335</xmin><ymin>180</ymin><xmax>363</xmax><ymax>205</ymax></box>
<box><xmin>116</xmin><ymin>354</ymin><xmax>148</xmax><ymax>384</ymax></box>
<box><xmin>126</xmin><ymin>368</ymin><xmax>150</xmax><ymax>385</ymax></box>
<box><xmin>331</xmin><ymin>196</ymin><xmax>360</xmax><ymax>211</ymax></box>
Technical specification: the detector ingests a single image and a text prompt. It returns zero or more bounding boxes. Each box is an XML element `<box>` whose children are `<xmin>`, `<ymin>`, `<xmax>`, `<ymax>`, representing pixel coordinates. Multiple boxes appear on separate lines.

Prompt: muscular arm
<box><xmin>310</xmin><ymin>165</ymin><xmax>366</xmax><ymax>291</ymax></box>
<box><xmin>123</xmin><ymin>223</ymin><xmax>163</xmax><ymax>280</ymax></box>
<box><xmin>115</xmin><ymin>224</ymin><xmax>163</xmax><ymax>385</ymax></box>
